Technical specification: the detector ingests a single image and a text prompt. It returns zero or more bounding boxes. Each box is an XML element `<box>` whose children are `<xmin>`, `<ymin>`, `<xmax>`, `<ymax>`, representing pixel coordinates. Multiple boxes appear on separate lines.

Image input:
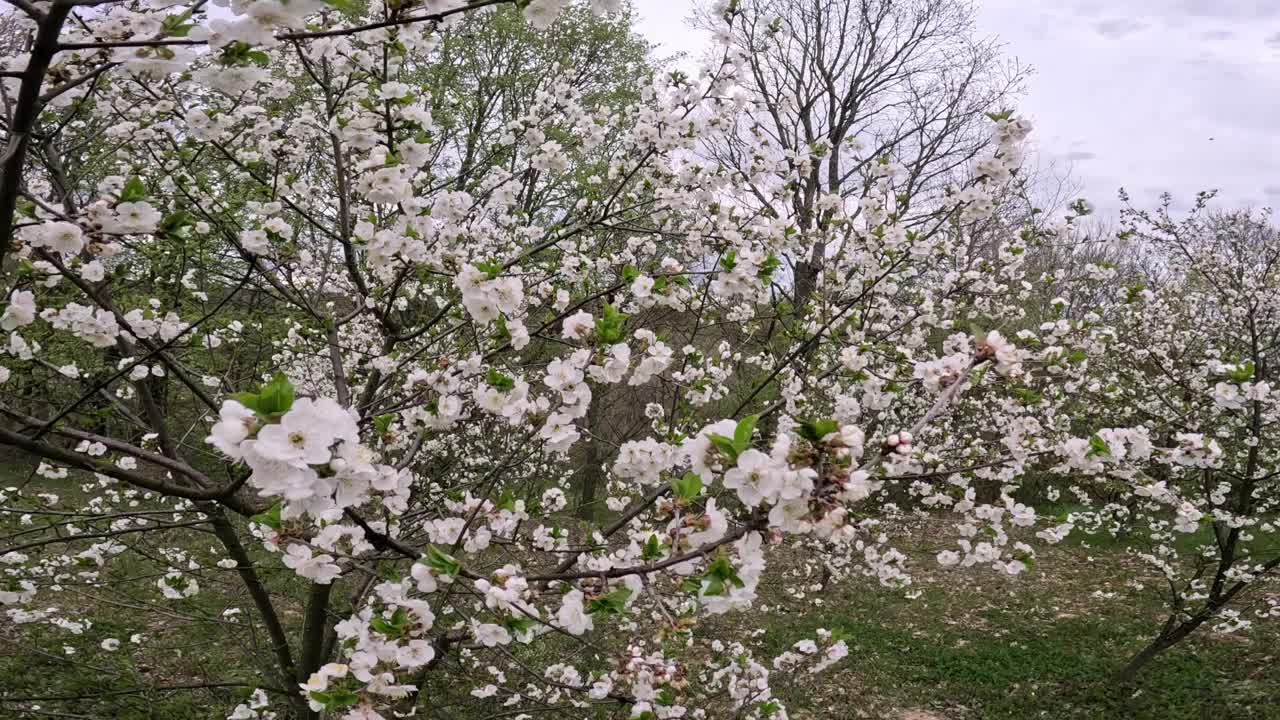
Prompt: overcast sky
<box><xmin>633</xmin><ymin>0</ymin><xmax>1280</xmax><ymax>218</ymax></box>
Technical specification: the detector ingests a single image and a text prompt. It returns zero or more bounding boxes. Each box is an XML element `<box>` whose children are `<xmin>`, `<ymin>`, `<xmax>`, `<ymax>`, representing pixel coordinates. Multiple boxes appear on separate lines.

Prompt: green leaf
<box><xmin>702</xmin><ymin>574</ymin><xmax>726</xmax><ymax>597</ymax></box>
<box><xmin>219</xmin><ymin>41</ymin><xmax>254</xmax><ymax>67</ymax></box>
<box><xmin>249</xmin><ymin>502</ymin><xmax>282</xmax><ymax>531</ymax></box>
<box><xmin>622</xmin><ymin>264</ymin><xmax>639</xmax><ymax>284</ymax></box>
<box><xmin>320</xmin><ymin>0</ymin><xmax>361</xmax><ymax>13</ymax></box>
<box><xmin>316</xmin><ymin>688</ymin><xmax>359</xmax><ymax>710</ymax></box>
<box><xmin>586</xmin><ymin>586</ymin><xmax>632</xmax><ymax>616</ymax></box>
<box><xmin>796</xmin><ymin>419</ymin><xmax>839</xmax><ymax>444</ymax></box>
<box><xmin>374</xmin><ymin>413</ymin><xmax>396</xmax><ymax>435</ymax></box>
<box><xmin>492</xmin><ymin>314</ymin><xmax>511</xmax><ymax>342</ymax></box>
<box><xmin>496</xmin><ymin>488</ymin><xmax>517</xmax><ymax>512</ymax></box>
<box><xmin>474</xmin><ymin>259</ymin><xmax>502</xmax><ymax>279</ymax></box>
<box><xmin>594</xmin><ymin>302</ymin><xmax>627</xmax><ymax>345</ymax></box>
<box><xmin>371</xmin><ymin>607</ymin><xmax>409</xmax><ymax>636</ymax></box>
<box><xmin>641</xmin><ymin>534</ymin><xmax>665</xmax><ymax>561</ymax></box>
<box><xmin>759</xmin><ymin>252</ymin><xmax>781</xmax><ymax>279</ymax></box>
<box><xmin>733</xmin><ymin>415</ymin><xmax>758</xmax><ymax>452</ymax></box>
<box><xmin>757</xmin><ymin>700</ymin><xmax>783</xmax><ymax>715</ymax></box>
<box><xmin>719</xmin><ymin>250</ymin><xmax>737</xmax><ymax>272</ymax></box>
<box><xmin>1013</xmin><ymin>388</ymin><xmax>1042</xmax><ymax>405</ymax></box>
<box><xmin>706</xmin><ymin>433</ymin><xmax>739</xmax><ymax>463</ymax></box>
<box><xmin>503</xmin><ymin>614</ymin><xmax>537</xmax><ymax>634</ymax></box>
<box><xmin>157</xmin><ymin>211</ymin><xmax>193</xmax><ymax>238</ymax></box>
<box><xmin>702</xmin><ymin>552</ymin><xmax>745</xmax><ymax>597</ymax></box>
<box><xmin>425</xmin><ymin>545</ymin><xmax>460</xmax><ymax>576</ymax></box>
<box><xmin>231</xmin><ymin>391</ymin><xmax>262</xmax><ymax>414</ymax></box>
<box><xmin>486</xmin><ymin>368</ymin><xmax>515</xmax><ymax>392</ymax></box>
<box><xmin>971</xmin><ymin>365</ymin><xmax>990</xmax><ymax>386</ymax></box>
<box><xmin>1227</xmin><ymin>362</ymin><xmax>1255</xmax><ymax>384</ymax></box>
<box><xmin>257</xmin><ymin>373</ymin><xmax>295</xmax><ymax>416</ymax></box>
<box><xmin>1087</xmin><ymin>434</ymin><xmax>1110</xmax><ymax>458</ymax></box>
<box><xmin>161</xmin><ymin>10</ymin><xmax>194</xmax><ymax>37</ymax></box>
<box><xmin>670</xmin><ymin>471</ymin><xmax>702</xmax><ymax>502</ymax></box>
<box><xmin>119</xmin><ymin>176</ymin><xmax>147</xmax><ymax>203</ymax></box>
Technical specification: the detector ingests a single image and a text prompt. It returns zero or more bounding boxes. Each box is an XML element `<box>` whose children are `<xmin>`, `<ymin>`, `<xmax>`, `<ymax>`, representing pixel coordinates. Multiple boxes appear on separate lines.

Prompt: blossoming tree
<box><xmin>1039</xmin><ymin>200</ymin><xmax>1280</xmax><ymax>680</ymax></box>
<box><xmin>0</xmin><ymin>0</ymin><xmax>1131</xmax><ymax>718</ymax></box>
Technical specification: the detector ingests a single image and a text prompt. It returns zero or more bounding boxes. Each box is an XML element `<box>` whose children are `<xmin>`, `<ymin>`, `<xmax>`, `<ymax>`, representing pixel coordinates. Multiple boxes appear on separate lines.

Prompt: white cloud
<box><xmin>630</xmin><ymin>0</ymin><xmax>1280</xmax><ymax>216</ymax></box>
<box><xmin>977</xmin><ymin>0</ymin><xmax>1280</xmax><ymax>214</ymax></box>
<box><xmin>633</xmin><ymin>0</ymin><xmax>705</xmax><ymax>62</ymax></box>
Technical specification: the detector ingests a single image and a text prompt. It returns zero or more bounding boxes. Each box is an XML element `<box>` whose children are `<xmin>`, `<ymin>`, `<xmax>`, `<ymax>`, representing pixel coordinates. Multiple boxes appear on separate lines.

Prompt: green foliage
<box><xmin>706</xmin><ymin>415</ymin><xmax>759</xmax><ymax>463</ymax></box>
<box><xmin>475</xmin><ymin>259</ymin><xmax>503</xmax><ymax>278</ymax></box>
<box><xmin>370</xmin><ymin>607</ymin><xmax>410</xmax><ymax>637</ymax></box>
<box><xmin>424</xmin><ymin>545</ymin><xmax>461</xmax><ymax>576</ymax></box>
<box><xmin>504</xmin><ymin>613</ymin><xmax>538</xmax><ymax>635</ymax></box>
<box><xmin>670</xmin><ymin>471</ymin><xmax>702</xmax><ymax>502</ymax></box>
<box><xmin>319</xmin><ymin>0</ymin><xmax>362</xmax><ymax>15</ymax></box>
<box><xmin>485</xmin><ymin>368</ymin><xmax>515</xmax><ymax>391</ymax></box>
<box><xmin>160</xmin><ymin>9</ymin><xmax>195</xmax><ymax>37</ymax></box>
<box><xmin>232</xmin><ymin>373</ymin><xmax>295</xmax><ymax>416</ymax></box>
<box><xmin>218</xmin><ymin>41</ymin><xmax>270</xmax><ymax>67</ymax></box>
<box><xmin>586</xmin><ymin>586</ymin><xmax>632</xmax><ymax>616</ymax></box>
<box><xmin>699</xmin><ymin>552</ymin><xmax>745</xmax><ymax>597</ymax></box>
<box><xmin>641</xmin><ymin>533</ymin><xmax>667</xmax><ymax>561</ymax></box>
<box><xmin>796</xmin><ymin>418</ymin><xmax>839</xmax><ymax>444</ymax></box>
<box><xmin>1226</xmin><ymin>362</ymin><xmax>1255</xmax><ymax>383</ymax></box>
<box><xmin>118</xmin><ymin>176</ymin><xmax>147</xmax><ymax>203</ymax></box>
<box><xmin>1087</xmin><ymin>433</ymin><xmax>1110</xmax><ymax>458</ymax></box>
<box><xmin>594</xmin><ymin>302</ymin><xmax>627</xmax><ymax>345</ymax></box>
<box><xmin>759</xmin><ymin>252</ymin><xmax>781</xmax><ymax>279</ymax></box>
<box><xmin>1014</xmin><ymin>387</ymin><xmax>1043</xmax><ymax>405</ymax></box>
<box><xmin>310</xmin><ymin>688</ymin><xmax>360</xmax><ymax>711</ymax></box>
<box><xmin>249</xmin><ymin>502</ymin><xmax>282</xmax><ymax>530</ymax></box>
<box><xmin>156</xmin><ymin>211</ymin><xmax>194</xmax><ymax>240</ymax></box>
<box><xmin>374</xmin><ymin>413</ymin><xmax>397</xmax><ymax>435</ymax></box>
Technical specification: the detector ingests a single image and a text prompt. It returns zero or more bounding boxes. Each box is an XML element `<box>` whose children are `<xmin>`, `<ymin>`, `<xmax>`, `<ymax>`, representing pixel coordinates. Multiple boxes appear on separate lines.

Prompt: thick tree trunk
<box><xmin>1115</xmin><ymin>614</ymin><xmax>1206</xmax><ymax>683</ymax></box>
<box><xmin>575</xmin><ymin>392</ymin><xmax>604</xmax><ymax>522</ymax></box>
<box><xmin>1115</xmin><ymin>637</ymin><xmax>1170</xmax><ymax>683</ymax></box>
<box><xmin>299</xmin><ymin>583</ymin><xmax>335</xmax><ymax>720</ymax></box>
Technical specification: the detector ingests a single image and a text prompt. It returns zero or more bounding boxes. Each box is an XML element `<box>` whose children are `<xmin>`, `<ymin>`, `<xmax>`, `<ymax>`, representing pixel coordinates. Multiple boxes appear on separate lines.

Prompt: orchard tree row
<box><xmin>0</xmin><ymin>1</ymin><xmax>1275</xmax><ymax>718</ymax></box>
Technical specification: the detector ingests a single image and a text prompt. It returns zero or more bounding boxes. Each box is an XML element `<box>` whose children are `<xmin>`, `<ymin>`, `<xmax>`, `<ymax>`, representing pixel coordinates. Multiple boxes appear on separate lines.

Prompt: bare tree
<box><xmin>698</xmin><ymin>0</ymin><xmax>1026</xmax><ymax>309</ymax></box>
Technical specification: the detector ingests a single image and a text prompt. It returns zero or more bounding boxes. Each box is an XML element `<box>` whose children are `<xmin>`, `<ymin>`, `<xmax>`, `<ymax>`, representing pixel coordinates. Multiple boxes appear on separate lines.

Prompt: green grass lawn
<box><xmin>2</xmin><ymin>465</ymin><xmax>1276</xmax><ymax>719</ymax></box>
<box><xmin>740</xmin><ymin>523</ymin><xmax>1280</xmax><ymax>720</ymax></box>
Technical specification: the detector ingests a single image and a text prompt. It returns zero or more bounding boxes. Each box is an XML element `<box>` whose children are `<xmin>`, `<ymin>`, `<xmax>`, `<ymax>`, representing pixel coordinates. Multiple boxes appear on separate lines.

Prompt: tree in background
<box><xmin>1040</xmin><ymin>199</ymin><xmax>1280</xmax><ymax>680</ymax></box>
<box><xmin>0</xmin><ymin>1</ymin><xmax>1268</xmax><ymax>719</ymax></box>
<box><xmin>697</xmin><ymin>0</ymin><xmax>1025</xmax><ymax>310</ymax></box>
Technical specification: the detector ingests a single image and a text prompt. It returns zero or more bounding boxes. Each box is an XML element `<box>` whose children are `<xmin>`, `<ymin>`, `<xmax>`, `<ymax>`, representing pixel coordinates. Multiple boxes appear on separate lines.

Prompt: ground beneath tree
<box><xmin>703</xmin><ymin>514</ymin><xmax>1280</xmax><ymax>720</ymax></box>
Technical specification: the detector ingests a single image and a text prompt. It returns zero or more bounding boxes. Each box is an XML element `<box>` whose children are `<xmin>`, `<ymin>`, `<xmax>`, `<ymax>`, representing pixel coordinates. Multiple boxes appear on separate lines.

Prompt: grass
<box><xmin>740</xmin><ymin>522</ymin><xmax>1280</xmax><ymax>720</ymax></box>
<box><xmin>0</xmin><ymin>461</ymin><xmax>289</xmax><ymax>719</ymax></box>
<box><xmin>2</xmin><ymin>464</ymin><xmax>1277</xmax><ymax>719</ymax></box>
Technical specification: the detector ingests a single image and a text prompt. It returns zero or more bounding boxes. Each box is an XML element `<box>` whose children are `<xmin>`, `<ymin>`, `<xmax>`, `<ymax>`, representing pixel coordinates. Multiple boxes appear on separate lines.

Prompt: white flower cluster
<box><xmin>206</xmin><ymin>391</ymin><xmax>412</xmax><ymax>584</ymax></box>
